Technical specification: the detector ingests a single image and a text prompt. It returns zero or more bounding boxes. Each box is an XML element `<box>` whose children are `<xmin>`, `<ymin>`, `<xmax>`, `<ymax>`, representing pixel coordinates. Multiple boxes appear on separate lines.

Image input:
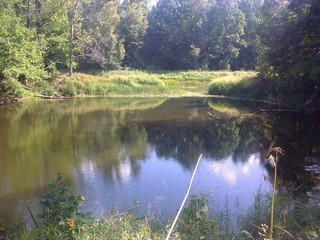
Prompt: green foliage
<box><xmin>205</xmin><ymin>0</ymin><xmax>246</xmax><ymax>70</ymax></box>
<box><xmin>177</xmin><ymin>195</ymin><xmax>218</xmax><ymax>239</ymax></box>
<box><xmin>0</xmin><ymin>0</ymin><xmax>318</xmax><ymax>107</ymax></box>
<box><xmin>119</xmin><ymin>0</ymin><xmax>148</xmax><ymax>68</ymax></box>
<box><xmin>143</xmin><ymin>0</ymin><xmax>209</xmax><ymax>70</ymax></box>
<box><xmin>0</xmin><ymin>79</ymin><xmax>25</xmax><ymax>99</ymax></box>
<box><xmin>236</xmin><ymin>0</ymin><xmax>263</xmax><ymax>70</ymax></box>
<box><xmin>240</xmin><ymin>188</ymin><xmax>320</xmax><ymax>240</ymax></box>
<box><xmin>81</xmin><ymin>0</ymin><xmax>124</xmax><ymax>70</ymax></box>
<box><xmin>258</xmin><ymin>0</ymin><xmax>320</xmax><ymax>106</ymax></box>
<box><xmin>39</xmin><ymin>173</ymin><xmax>85</xmax><ymax>227</ymax></box>
<box><xmin>0</xmin><ymin>1</ymin><xmax>47</xmax><ymax>84</ymax></box>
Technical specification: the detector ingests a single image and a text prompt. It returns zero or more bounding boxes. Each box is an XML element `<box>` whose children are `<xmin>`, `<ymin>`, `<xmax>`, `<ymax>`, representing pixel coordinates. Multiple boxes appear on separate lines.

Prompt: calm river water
<box><xmin>0</xmin><ymin>97</ymin><xmax>319</xmax><ymax>225</ymax></box>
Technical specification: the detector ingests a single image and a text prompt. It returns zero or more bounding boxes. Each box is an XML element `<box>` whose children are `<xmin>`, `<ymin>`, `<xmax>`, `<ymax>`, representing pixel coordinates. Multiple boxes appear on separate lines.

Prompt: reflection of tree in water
<box><xmin>259</xmin><ymin>115</ymin><xmax>320</xmax><ymax>194</ymax></box>
<box><xmin>145</xmin><ymin>116</ymin><xmax>263</xmax><ymax>169</ymax></box>
<box><xmin>2</xmin><ymin>97</ymin><xmax>320</xmax><ymax>225</ymax></box>
<box><xmin>75</xmin><ymin>110</ymin><xmax>148</xmax><ymax>183</ymax></box>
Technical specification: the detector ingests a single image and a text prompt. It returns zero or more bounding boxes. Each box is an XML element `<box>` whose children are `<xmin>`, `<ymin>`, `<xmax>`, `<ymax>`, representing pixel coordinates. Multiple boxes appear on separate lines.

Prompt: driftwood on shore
<box><xmin>21</xmin><ymin>85</ymin><xmax>69</xmax><ymax>99</ymax></box>
<box><xmin>34</xmin><ymin>93</ymin><xmax>69</xmax><ymax>99</ymax></box>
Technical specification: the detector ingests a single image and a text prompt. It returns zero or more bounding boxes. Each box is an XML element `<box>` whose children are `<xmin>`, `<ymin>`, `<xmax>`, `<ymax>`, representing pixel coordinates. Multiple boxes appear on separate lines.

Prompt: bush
<box><xmin>177</xmin><ymin>195</ymin><xmax>218</xmax><ymax>239</ymax></box>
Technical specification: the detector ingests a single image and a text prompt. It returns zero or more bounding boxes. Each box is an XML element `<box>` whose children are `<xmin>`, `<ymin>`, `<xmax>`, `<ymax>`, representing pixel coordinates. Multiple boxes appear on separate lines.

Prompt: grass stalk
<box><xmin>165</xmin><ymin>154</ymin><xmax>203</xmax><ymax>240</ymax></box>
<box><xmin>268</xmin><ymin>146</ymin><xmax>283</xmax><ymax>240</ymax></box>
<box><xmin>269</xmin><ymin>151</ymin><xmax>277</xmax><ymax>240</ymax></box>
<box><xmin>26</xmin><ymin>204</ymin><xmax>39</xmax><ymax>228</ymax></box>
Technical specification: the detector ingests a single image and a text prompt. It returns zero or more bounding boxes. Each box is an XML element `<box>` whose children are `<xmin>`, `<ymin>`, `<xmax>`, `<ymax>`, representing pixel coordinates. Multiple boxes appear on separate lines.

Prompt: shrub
<box><xmin>38</xmin><ymin>173</ymin><xmax>85</xmax><ymax>230</ymax></box>
<box><xmin>176</xmin><ymin>195</ymin><xmax>218</xmax><ymax>239</ymax></box>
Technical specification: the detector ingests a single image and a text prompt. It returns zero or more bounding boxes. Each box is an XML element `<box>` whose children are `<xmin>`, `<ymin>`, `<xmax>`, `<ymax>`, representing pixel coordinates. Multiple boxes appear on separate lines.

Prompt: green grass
<box><xmin>54</xmin><ymin>70</ymin><xmax>259</xmax><ymax>97</ymax></box>
<box><xmin>1</xmin><ymin>70</ymin><xmax>261</xmax><ymax>103</ymax></box>
<box><xmin>208</xmin><ymin>71</ymin><xmax>260</xmax><ymax>97</ymax></box>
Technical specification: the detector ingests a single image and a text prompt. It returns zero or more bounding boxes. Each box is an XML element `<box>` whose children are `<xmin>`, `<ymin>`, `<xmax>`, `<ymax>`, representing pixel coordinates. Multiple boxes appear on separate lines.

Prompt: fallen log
<box><xmin>34</xmin><ymin>94</ymin><xmax>69</xmax><ymax>99</ymax></box>
<box><xmin>253</xmin><ymin>107</ymin><xmax>320</xmax><ymax>114</ymax></box>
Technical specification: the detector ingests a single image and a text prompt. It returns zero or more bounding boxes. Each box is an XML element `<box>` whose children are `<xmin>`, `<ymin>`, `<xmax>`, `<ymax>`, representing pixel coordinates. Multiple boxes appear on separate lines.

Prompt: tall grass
<box><xmin>1</xmin><ymin>70</ymin><xmax>261</xmax><ymax>102</ymax></box>
<box><xmin>59</xmin><ymin>71</ymin><xmax>258</xmax><ymax>97</ymax></box>
<box><xmin>208</xmin><ymin>72</ymin><xmax>260</xmax><ymax>98</ymax></box>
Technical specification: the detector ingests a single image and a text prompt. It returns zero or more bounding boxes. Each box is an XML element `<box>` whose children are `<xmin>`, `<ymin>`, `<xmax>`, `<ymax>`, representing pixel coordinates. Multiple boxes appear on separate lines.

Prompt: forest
<box><xmin>0</xmin><ymin>0</ymin><xmax>319</xmax><ymax>106</ymax></box>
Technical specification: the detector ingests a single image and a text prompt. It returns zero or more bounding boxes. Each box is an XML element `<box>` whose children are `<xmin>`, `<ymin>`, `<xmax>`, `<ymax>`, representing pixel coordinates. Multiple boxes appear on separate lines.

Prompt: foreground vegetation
<box><xmin>1</xmin><ymin>168</ymin><xmax>319</xmax><ymax>240</ymax></box>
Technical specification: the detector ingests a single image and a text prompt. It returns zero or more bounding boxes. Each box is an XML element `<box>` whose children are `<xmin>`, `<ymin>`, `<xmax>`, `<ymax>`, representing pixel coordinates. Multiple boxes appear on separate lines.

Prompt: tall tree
<box><xmin>204</xmin><ymin>0</ymin><xmax>246</xmax><ymax>70</ymax></box>
<box><xmin>81</xmin><ymin>0</ymin><xmax>124</xmax><ymax>69</ymax></box>
<box><xmin>68</xmin><ymin>0</ymin><xmax>82</xmax><ymax>75</ymax></box>
<box><xmin>143</xmin><ymin>0</ymin><xmax>209</xmax><ymax>70</ymax></box>
<box><xmin>257</xmin><ymin>0</ymin><xmax>320</xmax><ymax>104</ymax></box>
<box><xmin>258</xmin><ymin>0</ymin><xmax>287</xmax><ymax>78</ymax></box>
<box><xmin>119</xmin><ymin>0</ymin><xmax>148</xmax><ymax>68</ymax></box>
<box><xmin>236</xmin><ymin>0</ymin><xmax>263</xmax><ymax>70</ymax></box>
<box><xmin>0</xmin><ymin>0</ymin><xmax>47</xmax><ymax>83</ymax></box>
<box><xmin>30</xmin><ymin>0</ymin><xmax>70</xmax><ymax>72</ymax></box>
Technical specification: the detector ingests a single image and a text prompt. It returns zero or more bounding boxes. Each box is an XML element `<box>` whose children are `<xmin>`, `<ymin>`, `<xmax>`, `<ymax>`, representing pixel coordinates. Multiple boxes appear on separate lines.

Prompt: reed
<box><xmin>267</xmin><ymin>146</ymin><xmax>284</xmax><ymax>240</ymax></box>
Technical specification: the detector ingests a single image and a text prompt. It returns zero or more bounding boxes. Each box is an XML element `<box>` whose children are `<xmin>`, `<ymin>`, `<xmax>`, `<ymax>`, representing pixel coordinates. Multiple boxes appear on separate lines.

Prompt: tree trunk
<box><xmin>27</xmin><ymin>0</ymin><xmax>31</xmax><ymax>28</ymax></box>
<box><xmin>68</xmin><ymin>0</ymin><xmax>80</xmax><ymax>76</ymax></box>
<box><xmin>69</xmin><ymin>23</ymin><xmax>74</xmax><ymax>76</ymax></box>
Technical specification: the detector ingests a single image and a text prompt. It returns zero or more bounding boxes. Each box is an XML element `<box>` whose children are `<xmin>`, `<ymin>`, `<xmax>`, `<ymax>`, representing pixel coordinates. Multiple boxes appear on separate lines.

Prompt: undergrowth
<box><xmin>1</xmin><ymin>171</ymin><xmax>319</xmax><ymax>240</ymax></box>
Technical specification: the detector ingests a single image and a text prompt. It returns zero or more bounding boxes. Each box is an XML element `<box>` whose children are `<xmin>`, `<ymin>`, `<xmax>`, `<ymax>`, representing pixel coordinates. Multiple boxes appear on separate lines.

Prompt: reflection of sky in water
<box><xmin>77</xmin><ymin>146</ymin><xmax>270</xmax><ymax>220</ymax></box>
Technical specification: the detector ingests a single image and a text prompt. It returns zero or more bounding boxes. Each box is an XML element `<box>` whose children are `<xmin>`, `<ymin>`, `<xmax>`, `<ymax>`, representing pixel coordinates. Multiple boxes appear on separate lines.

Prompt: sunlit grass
<box><xmin>51</xmin><ymin>71</ymin><xmax>258</xmax><ymax>97</ymax></box>
<box><xmin>208</xmin><ymin>71</ymin><xmax>258</xmax><ymax>97</ymax></box>
<box><xmin>1</xmin><ymin>70</ymin><xmax>260</xmax><ymax>102</ymax></box>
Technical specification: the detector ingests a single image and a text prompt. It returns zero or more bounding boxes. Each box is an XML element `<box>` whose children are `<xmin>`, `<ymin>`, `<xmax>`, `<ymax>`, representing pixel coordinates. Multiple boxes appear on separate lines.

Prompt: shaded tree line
<box><xmin>0</xmin><ymin>0</ymin><xmax>319</xmax><ymax>104</ymax></box>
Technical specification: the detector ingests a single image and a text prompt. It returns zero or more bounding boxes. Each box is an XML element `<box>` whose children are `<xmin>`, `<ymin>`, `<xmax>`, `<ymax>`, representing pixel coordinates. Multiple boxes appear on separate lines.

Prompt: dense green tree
<box><xmin>236</xmin><ymin>0</ymin><xmax>263</xmax><ymax>70</ymax></box>
<box><xmin>0</xmin><ymin>0</ymin><xmax>47</xmax><ymax>83</ymax></box>
<box><xmin>81</xmin><ymin>0</ymin><xmax>124</xmax><ymax>69</ymax></box>
<box><xmin>143</xmin><ymin>0</ymin><xmax>209</xmax><ymax>70</ymax></box>
<box><xmin>258</xmin><ymin>0</ymin><xmax>289</xmax><ymax>80</ymax></box>
<box><xmin>204</xmin><ymin>0</ymin><xmax>246</xmax><ymax>70</ymax></box>
<box><xmin>29</xmin><ymin>0</ymin><xmax>70</xmax><ymax>73</ymax></box>
<box><xmin>258</xmin><ymin>0</ymin><xmax>320</xmax><ymax>105</ymax></box>
<box><xmin>68</xmin><ymin>0</ymin><xmax>85</xmax><ymax>75</ymax></box>
<box><xmin>119</xmin><ymin>0</ymin><xmax>148</xmax><ymax>68</ymax></box>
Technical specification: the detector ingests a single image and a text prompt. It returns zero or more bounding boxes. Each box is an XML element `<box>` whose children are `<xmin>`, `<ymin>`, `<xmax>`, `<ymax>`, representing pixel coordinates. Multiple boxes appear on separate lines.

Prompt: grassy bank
<box><xmin>208</xmin><ymin>71</ymin><xmax>269</xmax><ymax>100</ymax></box>
<box><xmin>52</xmin><ymin>70</ymin><xmax>258</xmax><ymax>97</ymax></box>
<box><xmin>1</xmin><ymin>174</ymin><xmax>319</xmax><ymax>240</ymax></box>
<box><xmin>0</xmin><ymin>70</ymin><xmax>257</xmax><ymax>104</ymax></box>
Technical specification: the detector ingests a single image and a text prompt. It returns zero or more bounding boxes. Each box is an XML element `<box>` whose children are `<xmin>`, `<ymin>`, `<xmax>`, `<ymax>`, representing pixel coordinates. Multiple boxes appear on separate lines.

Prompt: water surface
<box><xmin>0</xmin><ymin>97</ymin><xmax>319</xmax><ymax>225</ymax></box>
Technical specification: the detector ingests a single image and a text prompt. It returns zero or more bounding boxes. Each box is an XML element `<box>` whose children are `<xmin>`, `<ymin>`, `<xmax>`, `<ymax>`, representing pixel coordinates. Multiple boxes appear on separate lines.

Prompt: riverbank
<box><xmin>0</xmin><ymin>70</ymin><xmax>257</xmax><ymax>104</ymax></box>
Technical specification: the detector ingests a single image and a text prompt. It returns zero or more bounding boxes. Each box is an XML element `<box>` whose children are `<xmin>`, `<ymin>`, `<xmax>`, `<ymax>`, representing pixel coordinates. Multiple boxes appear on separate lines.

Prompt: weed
<box><xmin>176</xmin><ymin>195</ymin><xmax>218</xmax><ymax>239</ymax></box>
<box><xmin>267</xmin><ymin>146</ymin><xmax>284</xmax><ymax>240</ymax></box>
<box><xmin>39</xmin><ymin>173</ymin><xmax>85</xmax><ymax>225</ymax></box>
